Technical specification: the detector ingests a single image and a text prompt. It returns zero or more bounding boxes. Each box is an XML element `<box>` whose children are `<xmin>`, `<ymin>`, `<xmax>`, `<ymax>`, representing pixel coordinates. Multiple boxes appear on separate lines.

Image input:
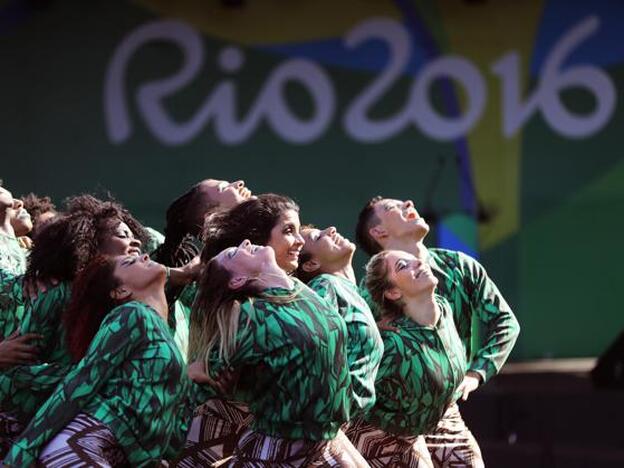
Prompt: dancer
<box><xmin>174</xmin><ymin>193</ymin><xmax>306</xmax><ymax>465</ymax></box>
<box><xmin>189</xmin><ymin>240</ymin><xmax>357</xmax><ymax>465</ymax></box>
<box><xmin>3</xmin><ymin>254</ymin><xmax>190</xmax><ymax>466</ymax></box>
<box><xmin>151</xmin><ymin>179</ymin><xmax>254</xmax><ymax>357</ymax></box>
<box><xmin>0</xmin><ymin>184</ymin><xmax>27</xmax><ymax>275</ymax></box>
<box><xmin>354</xmin><ymin>197</ymin><xmax>519</xmax><ymax>466</ymax></box>
<box><xmin>297</xmin><ymin>225</ymin><xmax>383</xmax><ymax>416</ymax></box>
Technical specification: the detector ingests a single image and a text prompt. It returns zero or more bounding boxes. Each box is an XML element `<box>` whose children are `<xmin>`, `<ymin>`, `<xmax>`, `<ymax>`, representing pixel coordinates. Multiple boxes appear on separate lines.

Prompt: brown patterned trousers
<box><xmin>345</xmin><ymin>418</ymin><xmax>433</xmax><ymax>468</ymax></box>
<box><xmin>170</xmin><ymin>398</ymin><xmax>253</xmax><ymax>467</ymax></box>
<box><xmin>229</xmin><ymin>428</ymin><xmax>369</xmax><ymax>467</ymax></box>
<box><xmin>37</xmin><ymin>412</ymin><xmax>129</xmax><ymax>467</ymax></box>
<box><xmin>423</xmin><ymin>403</ymin><xmax>484</xmax><ymax>468</ymax></box>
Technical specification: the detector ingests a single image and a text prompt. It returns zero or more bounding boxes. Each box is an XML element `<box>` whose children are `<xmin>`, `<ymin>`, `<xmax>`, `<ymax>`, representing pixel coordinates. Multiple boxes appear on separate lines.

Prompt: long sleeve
<box><xmin>0</xmin><ymin>268</ymin><xmax>25</xmax><ymax>339</ymax></box>
<box><xmin>4</xmin><ymin>306</ymin><xmax>145</xmax><ymax>467</ymax></box>
<box><xmin>310</xmin><ymin>275</ymin><xmax>383</xmax><ymax>415</ymax></box>
<box><xmin>457</xmin><ymin>252</ymin><xmax>520</xmax><ymax>383</ymax></box>
<box><xmin>18</xmin><ymin>282</ymin><xmax>72</xmax><ymax>366</ymax></box>
<box><xmin>0</xmin><ymin>363</ymin><xmax>67</xmax><ymax>420</ymax></box>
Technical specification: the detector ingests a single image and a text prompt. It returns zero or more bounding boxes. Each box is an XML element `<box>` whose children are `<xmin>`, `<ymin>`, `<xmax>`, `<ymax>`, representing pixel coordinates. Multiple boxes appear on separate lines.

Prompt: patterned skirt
<box><xmin>170</xmin><ymin>398</ymin><xmax>253</xmax><ymax>467</ymax></box>
<box><xmin>228</xmin><ymin>428</ymin><xmax>369</xmax><ymax>467</ymax></box>
<box><xmin>423</xmin><ymin>403</ymin><xmax>484</xmax><ymax>468</ymax></box>
<box><xmin>345</xmin><ymin>418</ymin><xmax>433</xmax><ymax>468</ymax></box>
<box><xmin>37</xmin><ymin>412</ymin><xmax>129</xmax><ymax>467</ymax></box>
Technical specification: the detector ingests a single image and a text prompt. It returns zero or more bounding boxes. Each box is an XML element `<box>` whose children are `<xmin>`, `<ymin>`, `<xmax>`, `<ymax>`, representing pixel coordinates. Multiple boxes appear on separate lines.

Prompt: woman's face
<box><xmin>301</xmin><ymin>226</ymin><xmax>354</xmax><ymax>267</ymax></box>
<box><xmin>9</xmin><ymin>199</ymin><xmax>33</xmax><ymax>236</ymax></box>
<box><xmin>198</xmin><ymin>179</ymin><xmax>253</xmax><ymax>210</ymax></box>
<box><xmin>216</xmin><ymin>239</ymin><xmax>276</xmax><ymax>281</ymax></box>
<box><xmin>267</xmin><ymin>209</ymin><xmax>304</xmax><ymax>273</ymax></box>
<box><xmin>384</xmin><ymin>250</ymin><xmax>437</xmax><ymax>300</ymax></box>
<box><xmin>113</xmin><ymin>254</ymin><xmax>165</xmax><ymax>293</ymax></box>
<box><xmin>98</xmin><ymin>220</ymin><xmax>142</xmax><ymax>257</ymax></box>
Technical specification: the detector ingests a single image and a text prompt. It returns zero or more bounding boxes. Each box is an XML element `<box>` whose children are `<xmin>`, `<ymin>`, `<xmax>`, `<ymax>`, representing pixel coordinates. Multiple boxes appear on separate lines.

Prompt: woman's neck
<box><xmin>134</xmin><ymin>286</ymin><xmax>169</xmax><ymax>321</ymax></box>
<box><xmin>0</xmin><ymin>209</ymin><xmax>15</xmax><ymax>237</ymax></box>
<box><xmin>402</xmin><ymin>289</ymin><xmax>439</xmax><ymax>327</ymax></box>
<box><xmin>257</xmin><ymin>265</ymin><xmax>294</xmax><ymax>290</ymax></box>
<box><xmin>331</xmin><ymin>264</ymin><xmax>356</xmax><ymax>284</ymax></box>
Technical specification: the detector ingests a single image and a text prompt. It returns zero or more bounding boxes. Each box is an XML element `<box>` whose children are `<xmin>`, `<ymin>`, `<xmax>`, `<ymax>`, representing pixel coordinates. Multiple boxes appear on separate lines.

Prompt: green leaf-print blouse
<box><xmin>360</xmin><ymin>248</ymin><xmax>520</xmax><ymax>384</ymax></box>
<box><xmin>4</xmin><ymin>301</ymin><xmax>191</xmax><ymax>467</ymax></box>
<box><xmin>196</xmin><ymin>284</ymin><xmax>352</xmax><ymax>441</ymax></box>
<box><xmin>307</xmin><ymin>274</ymin><xmax>383</xmax><ymax>416</ymax></box>
<box><xmin>365</xmin><ymin>295</ymin><xmax>467</xmax><ymax>436</ymax></box>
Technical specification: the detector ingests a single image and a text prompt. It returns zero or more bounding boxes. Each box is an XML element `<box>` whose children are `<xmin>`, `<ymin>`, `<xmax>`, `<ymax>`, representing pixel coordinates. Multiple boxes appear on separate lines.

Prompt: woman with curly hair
<box><xmin>187</xmin><ymin>240</ymin><xmax>359</xmax><ymax>466</ymax></box>
<box><xmin>0</xmin><ymin>195</ymin><xmax>196</xmax><ymax>455</ymax></box>
<box><xmin>4</xmin><ymin>254</ymin><xmax>190</xmax><ymax>467</ymax></box>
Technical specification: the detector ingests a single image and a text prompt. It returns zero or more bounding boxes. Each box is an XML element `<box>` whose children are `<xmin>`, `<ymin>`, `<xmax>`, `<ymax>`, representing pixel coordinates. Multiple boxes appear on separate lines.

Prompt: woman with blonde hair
<box><xmin>188</xmin><ymin>239</ymin><xmax>360</xmax><ymax>465</ymax></box>
<box><xmin>345</xmin><ymin>249</ymin><xmax>484</xmax><ymax>467</ymax></box>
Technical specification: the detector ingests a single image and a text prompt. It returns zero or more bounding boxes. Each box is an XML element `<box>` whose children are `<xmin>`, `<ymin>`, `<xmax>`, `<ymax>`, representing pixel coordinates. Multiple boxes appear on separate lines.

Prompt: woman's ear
<box><xmin>369</xmin><ymin>225</ymin><xmax>387</xmax><ymax>243</ymax></box>
<box><xmin>384</xmin><ymin>287</ymin><xmax>402</xmax><ymax>302</ymax></box>
<box><xmin>228</xmin><ymin>275</ymin><xmax>248</xmax><ymax>290</ymax></box>
<box><xmin>302</xmin><ymin>259</ymin><xmax>321</xmax><ymax>274</ymax></box>
<box><xmin>110</xmin><ymin>286</ymin><xmax>132</xmax><ymax>301</ymax></box>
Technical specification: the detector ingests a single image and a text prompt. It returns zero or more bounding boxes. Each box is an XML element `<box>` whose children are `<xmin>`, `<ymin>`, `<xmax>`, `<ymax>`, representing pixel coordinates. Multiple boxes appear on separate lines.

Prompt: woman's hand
<box><xmin>168</xmin><ymin>256</ymin><xmax>202</xmax><ymax>286</ymax></box>
<box><xmin>457</xmin><ymin>371</ymin><xmax>481</xmax><ymax>401</ymax></box>
<box><xmin>188</xmin><ymin>360</ymin><xmax>239</xmax><ymax>395</ymax></box>
<box><xmin>0</xmin><ymin>331</ymin><xmax>43</xmax><ymax>368</ymax></box>
<box><xmin>22</xmin><ymin>275</ymin><xmax>59</xmax><ymax>301</ymax></box>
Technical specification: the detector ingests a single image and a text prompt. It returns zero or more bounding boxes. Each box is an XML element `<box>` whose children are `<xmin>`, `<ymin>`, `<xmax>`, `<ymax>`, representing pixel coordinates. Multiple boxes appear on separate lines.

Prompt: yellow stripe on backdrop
<box><xmin>435</xmin><ymin>0</ymin><xmax>544</xmax><ymax>249</ymax></box>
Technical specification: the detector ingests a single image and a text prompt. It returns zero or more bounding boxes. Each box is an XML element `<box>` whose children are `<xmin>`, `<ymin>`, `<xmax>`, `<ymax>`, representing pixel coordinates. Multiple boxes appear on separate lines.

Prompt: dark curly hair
<box><xmin>26</xmin><ymin>195</ymin><xmax>148</xmax><ymax>283</ymax></box>
<box><xmin>20</xmin><ymin>193</ymin><xmax>57</xmax><ymax>226</ymax></box>
<box><xmin>201</xmin><ymin>193</ymin><xmax>299</xmax><ymax>263</ymax></box>
<box><xmin>355</xmin><ymin>196</ymin><xmax>383</xmax><ymax>257</ymax></box>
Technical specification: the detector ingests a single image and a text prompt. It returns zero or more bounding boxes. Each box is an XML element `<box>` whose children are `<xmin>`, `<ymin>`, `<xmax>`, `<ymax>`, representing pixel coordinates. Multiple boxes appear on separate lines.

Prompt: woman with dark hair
<box><xmin>175</xmin><ymin>193</ymin><xmax>308</xmax><ymax>465</ymax></box>
<box><xmin>187</xmin><ymin>240</ymin><xmax>359</xmax><ymax>465</ymax></box>
<box><xmin>202</xmin><ymin>192</ymin><xmax>302</xmax><ymax>272</ymax></box>
<box><xmin>345</xmin><ymin>250</ymin><xmax>484</xmax><ymax>468</ymax></box>
<box><xmin>0</xmin><ymin>196</ymin><xmax>196</xmax><ymax>454</ymax></box>
<box><xmin>152</xmin><ymin>178</ymin><xmax>252</xmax><ymax>266</ymax></box>
<box><xmin>296</xmin><ymin>226</ymin><xmax>383</xmax><ymax>418</ymax></box>
<box><xmin>150</xmin><ymin>179</ymin><xmax>254</xmax><ymax>359</ymax></box>
<box><xmin>3</xmin><ymin>254</ymin><xmax>190</xmax><ymax>467</ymax></box>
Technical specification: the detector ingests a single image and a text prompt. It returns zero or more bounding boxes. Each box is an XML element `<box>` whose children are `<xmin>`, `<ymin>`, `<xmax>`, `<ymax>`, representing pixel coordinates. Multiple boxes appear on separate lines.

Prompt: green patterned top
<box><xmin>365</xmin><ymin>295</ymin><xmax>466</xmax><ymax>436</ymax></box>
<box><xmin>360</xmin><ymin>248</ymin><xmax>520</xmax><ymax>384</ymax></box>
<box><xmin>4</xmin><ymin>301</ymin><xmax>191</xmax><ymax>467</ymax></box>
<box><xmin>1</xmin><ymin>281</ymin><xmax>192</xmax><ymax>422</ymax></box>
<box><xmin>195</xmin><ymin>284</ymin><xmax>352</xmax><ymax>441</ymax></box>
<box><xmin>19</xmin><ymin>281</ymin><xmax>73</xmax><ymax>366</ymax></box>
<box><xmin>0</xmin><ymin>232</ymin><xmax>27</xmax><ymax>276</ymax></box>
<box><xmin>0</xmin><ymin>268</ymin><xmax>25</xmax><ymax>339</ymax></box>
<box><xmin>307</xmin><ymin>274</ymin><xmax>383</xmax><ymax>416</ymax></box>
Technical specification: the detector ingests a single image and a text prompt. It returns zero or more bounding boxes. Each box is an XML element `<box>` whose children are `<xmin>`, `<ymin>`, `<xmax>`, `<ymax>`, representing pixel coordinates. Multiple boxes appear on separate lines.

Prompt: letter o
<box><xmin>411</xmin><ymin>56</ymin><xmax>486</xmax><ymax>140</ymax></box>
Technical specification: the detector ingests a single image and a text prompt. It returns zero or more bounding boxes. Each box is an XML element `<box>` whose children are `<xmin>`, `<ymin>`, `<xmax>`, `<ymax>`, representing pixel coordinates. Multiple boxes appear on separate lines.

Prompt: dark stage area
<box><xmin>462</xmin><ymin>359</ymin><xmax>624</xmax><ymax>467</ymax></box>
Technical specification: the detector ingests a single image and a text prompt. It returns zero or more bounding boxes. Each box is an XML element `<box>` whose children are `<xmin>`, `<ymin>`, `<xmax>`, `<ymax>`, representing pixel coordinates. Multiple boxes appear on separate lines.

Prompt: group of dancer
<box><xmin>0</xmin><ymin>178</ymin><xmax>519</xmax><ymax>467</ymax></box>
